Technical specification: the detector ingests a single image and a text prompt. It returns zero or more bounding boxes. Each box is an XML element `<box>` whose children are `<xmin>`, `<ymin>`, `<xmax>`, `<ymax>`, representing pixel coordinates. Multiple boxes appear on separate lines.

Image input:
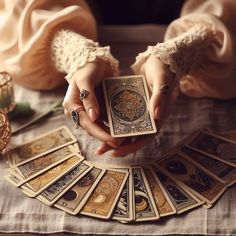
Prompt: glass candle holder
<box><xmin>0</xmin><ymin>72</ymin><xmax>16</xmax><ymax>113</ymax></box>
<box><xmin>0</xmin><ymin>111</ymin><xmax>11</xmax><ymax>153</ymax></box>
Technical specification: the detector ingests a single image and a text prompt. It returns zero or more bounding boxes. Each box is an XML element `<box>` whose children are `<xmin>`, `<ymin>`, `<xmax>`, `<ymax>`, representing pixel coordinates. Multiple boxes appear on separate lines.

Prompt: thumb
<box><xmin>149</xmin><ymin>83</ymin><xmax>167</xmax><ymax>120</ymax></box>
<box><xmin>144</xmin><ymin>56</ymin><xmax>174</xmax><ymax>120</ymax></box>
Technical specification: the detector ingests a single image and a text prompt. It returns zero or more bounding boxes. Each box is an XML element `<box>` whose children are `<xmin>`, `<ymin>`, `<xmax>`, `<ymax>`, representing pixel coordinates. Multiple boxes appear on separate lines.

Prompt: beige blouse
<box><xmin>0</xmin><ymin>0</ymin><xmax>235</xmax><ymax>99</ymax></box>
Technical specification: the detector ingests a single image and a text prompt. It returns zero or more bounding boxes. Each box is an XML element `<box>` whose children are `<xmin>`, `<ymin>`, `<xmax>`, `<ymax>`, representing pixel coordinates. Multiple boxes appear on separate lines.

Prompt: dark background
<box><xmin>88</xmin><ymin>0</ymin><xmax>185</xmax><ymax>25</ymax></box>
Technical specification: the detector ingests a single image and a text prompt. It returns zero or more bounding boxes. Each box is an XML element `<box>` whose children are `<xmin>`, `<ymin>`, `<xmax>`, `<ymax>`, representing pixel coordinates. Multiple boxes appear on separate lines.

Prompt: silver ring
<box><xmin>80</xmin><ymin>89</ymin><xmax>89</xmax><ymax>101</ymax></box>
<box><xmin>159</xmin><ymin>84</ymin><xmax>169</xmax><ymax>95</ymax></box>
<box><xmin>71</xmin><ymin>107</ymin><xmax>85</xmax><ymax>127</ymax></box>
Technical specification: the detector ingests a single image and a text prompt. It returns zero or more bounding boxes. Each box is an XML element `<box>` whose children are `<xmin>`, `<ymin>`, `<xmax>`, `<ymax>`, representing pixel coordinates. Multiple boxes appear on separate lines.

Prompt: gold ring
<box><xmin>80</xmin><ymin>89</ymin><xmax>89</xmax><ymax>101</ymax></box>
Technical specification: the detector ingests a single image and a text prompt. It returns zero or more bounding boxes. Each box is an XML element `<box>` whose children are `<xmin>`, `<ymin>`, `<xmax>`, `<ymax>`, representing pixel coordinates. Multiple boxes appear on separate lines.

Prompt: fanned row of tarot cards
<box><xmin>4</xmin><ymin>126</ymin><xmax>236</xmax><ymax>222</ymax></box>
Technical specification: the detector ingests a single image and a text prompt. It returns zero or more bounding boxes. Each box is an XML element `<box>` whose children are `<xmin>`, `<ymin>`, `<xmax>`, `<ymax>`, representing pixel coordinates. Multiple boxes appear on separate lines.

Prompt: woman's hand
<box><xmin>142</xmin><ymin>55</ymin><xmax>178</xmax><ymax>123</ymax></box>
<box><xmin>96</xmin><ymin>55</ymin><xmax>179</xmax><ymax>157</ymax></box>
<box><xmin>63</xmin><ymin>59</ymin><xmax>121</xmax><ymax>149</ymax></box>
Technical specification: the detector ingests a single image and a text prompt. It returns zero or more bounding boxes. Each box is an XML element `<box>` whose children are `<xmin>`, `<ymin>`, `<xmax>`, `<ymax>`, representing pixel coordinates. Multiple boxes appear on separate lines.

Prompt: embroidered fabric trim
<box><xmin>132</xmin><ymin>23</ymin><xmax>220</xmax><ymax>81</ymax></box>
<box><xmin>51</xmin><ymin>29</ymin><xmax>119</xmax><ymax>82</ymax></box>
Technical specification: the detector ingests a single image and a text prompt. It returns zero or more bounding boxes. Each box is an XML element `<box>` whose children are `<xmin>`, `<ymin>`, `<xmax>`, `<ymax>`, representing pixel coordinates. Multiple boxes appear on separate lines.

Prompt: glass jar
<box><xmin>0</xmin><ymin>72</ymin><xmax>16</xmax><ymax>113</ymax></box>
<box><xmin>0</xmin><ymin>111</ymin><xmax>11</xmax><ymax>153</ymax></box>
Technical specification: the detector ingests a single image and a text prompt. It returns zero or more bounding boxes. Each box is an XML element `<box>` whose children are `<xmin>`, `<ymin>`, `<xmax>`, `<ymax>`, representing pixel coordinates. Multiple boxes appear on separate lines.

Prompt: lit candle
<box><xmin>0</xmin><ymin>72</ymin><xmax>15</xmax><ymax>113</ymax></box>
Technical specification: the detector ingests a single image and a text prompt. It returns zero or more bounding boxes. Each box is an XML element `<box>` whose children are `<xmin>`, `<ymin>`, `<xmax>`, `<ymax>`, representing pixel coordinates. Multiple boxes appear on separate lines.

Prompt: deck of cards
<box><xmin>102</xmin><ymin>75</ymin><xmax>157</xmax><ymax>137</ymax></box>
<box><xmin>4</xmin><ymin>125</ymin><xmax>236</xmax><ymax>223</ymax></box>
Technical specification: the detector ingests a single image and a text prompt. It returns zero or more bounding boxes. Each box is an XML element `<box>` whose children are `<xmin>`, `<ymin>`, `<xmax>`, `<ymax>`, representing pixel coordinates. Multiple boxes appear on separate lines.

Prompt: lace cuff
<box><xmin>132</xmin><ymin>24</ymin><xmax>220</xmax><ymax>81</ymax></box>
<box><xmin>51</xmin><ymin>29</ymin><xmax>119</xmax><ymax>82</ymax></box>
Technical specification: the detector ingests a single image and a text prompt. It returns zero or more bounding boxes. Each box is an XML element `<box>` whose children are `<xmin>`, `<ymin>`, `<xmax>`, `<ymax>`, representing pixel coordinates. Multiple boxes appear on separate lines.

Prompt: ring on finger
<box><xmin>71</xmin><ymin>107</ymin><xmax>85</xmax><ymax>128</ymax></box>
<box><xmin>159</xmin><ymin>84</ymin><xmax>169</xmax><ymax>95</ymax></box>
<box><xmin>80</xmin><ymin>89</ymin><xmax>89</xmax><ymax>101</ymax></box>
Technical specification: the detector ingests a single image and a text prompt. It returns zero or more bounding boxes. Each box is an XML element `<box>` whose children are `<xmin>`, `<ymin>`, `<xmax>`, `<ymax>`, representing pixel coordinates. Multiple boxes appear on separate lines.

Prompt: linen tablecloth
<box><xmin>0</xmin><ymin>25</ymin><xmax>236</xmax><ymax>235</ymax></box>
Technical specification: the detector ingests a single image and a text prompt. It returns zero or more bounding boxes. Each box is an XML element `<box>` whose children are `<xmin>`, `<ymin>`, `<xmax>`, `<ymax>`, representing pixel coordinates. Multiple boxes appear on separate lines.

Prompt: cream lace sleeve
<box><xmin>133</xmin><ymin>0</ymin><xmax>236</xmax><ymax>99</ymax></box>
<box><xmin>51</xmin><ymin>29</ymin><xmax>119</xmax><ymax>83</ymax></box>
<box><xmin>132</xmin><ymin>23</ymin><xmax>220</xmax><ymax>82</ymax></box>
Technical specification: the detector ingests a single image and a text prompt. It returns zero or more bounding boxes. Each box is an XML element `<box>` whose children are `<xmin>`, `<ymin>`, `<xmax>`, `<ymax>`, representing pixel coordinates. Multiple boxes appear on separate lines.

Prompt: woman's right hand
<box><xmin>63</xmin><ymin>58</ymin><xmax>122</xmax><ymax>149</ymax></box>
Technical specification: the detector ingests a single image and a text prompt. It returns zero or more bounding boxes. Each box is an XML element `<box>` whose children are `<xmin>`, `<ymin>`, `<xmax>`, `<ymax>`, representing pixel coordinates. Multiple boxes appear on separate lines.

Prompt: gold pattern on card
<box><xmin>18</xmin><ymin>146</ymin><xmax>73</xmax><ymax>179</ymax></box>
<box><xmin>103</xmin><ymin>76</ymin><xmax>156</xmax><ymax>136</ymax></box>
<box><xmin>82</xmin><ymin>171</ymin><xmax>126</xmax><ymax>217</ymax></box>
<box><xmin>159</xmin><ymin>154</ymin><xmax>225</xmax><ymax>202</ymax></box>
<box><xmin>27</xmin><ymin>156</ymin><xmax>78</xmax><ymax>192</ymax></box>
<box><xmin>144</xmin><ymin>169</ymin><xmax>174</xmax><ymax>215</ymax></box>
<box><xmin>112</xmin><ymin>90</ymin><xmax>146</xmax><ymax>122</ymax></box>
<box><xmin>16</xmin><ymin>129</ymin><xmax>73</xmax><ymax>158</ymax></box>
<box><xmin>57</xmin><ymin>168</ymin><xmax>101</xmax><ymax>212</ymax></box>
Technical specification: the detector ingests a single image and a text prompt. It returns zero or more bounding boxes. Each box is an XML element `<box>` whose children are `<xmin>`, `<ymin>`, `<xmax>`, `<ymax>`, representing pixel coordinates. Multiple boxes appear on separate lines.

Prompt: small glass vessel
<box><xmin>0</xmin><ymin>72</ymin><xmax>16</xmax><ymax>113</ymax></box>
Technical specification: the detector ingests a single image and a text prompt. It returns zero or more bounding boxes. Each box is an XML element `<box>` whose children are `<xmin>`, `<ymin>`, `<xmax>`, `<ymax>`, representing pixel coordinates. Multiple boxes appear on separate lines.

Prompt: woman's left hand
<box><xmin>96</xmin><ymin>55</ymin><xmax>179</xmax><ymax>157</ymax></box>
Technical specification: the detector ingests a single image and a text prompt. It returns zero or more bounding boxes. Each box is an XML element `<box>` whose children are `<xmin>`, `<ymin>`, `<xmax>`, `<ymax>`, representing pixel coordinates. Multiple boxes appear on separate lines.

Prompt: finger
<box><xmin>150</xmin><ymin>83</ymin><xmax>167</xmax><ymax>119</ymax></box>
<box><xmin>63</xmin><ymin>81</ymin><xmax>120</xmax><ymax>148</ymax></box>
<box><xmin>63</xmin><ymin>80</ymin><xmax>83</xmax><ymax>118</ymax></box>
<box><xmin>158</xmin><ymin>87</ymin><xmax>174</xmax><ymax>125</ymax></box>
<box><xmin>95</xmin><ymin>136</ymin><xmax>127</xmax><ymax>156</ymax></box>
<box><xmin>144</xmin><ymin>56</ymin><xmax>175</xmax><ymax>120</ymax></box>
<box><xmin>73</xmin><ymin>60</ymin><xmax>108</xmax><ymax>122</ymax></box>
<box><xmin>79</xmin><ymin>111</ymin><xmax>121</xmax><ymax>148</ymax></box>
<box><xmin>76</xmin><ymin>79</ymin><xmax>99</xmax><ymax>122</ymax></box>
<box><xmin>112</xmin><ymin>134</ymin><xmax>155</xmax><ymax>157</ymax></box>
<box><xmin>64</xmin><ymin>108</ymin><xmax>70</xmax><ymax>117</ymax></box>
<box><xmin>95</xmin><ymin>143</ymin><xmax>113</xmax><ymax>155</ymax></box>
<box><xmin>154</xmin><ymin>85</ymin><xmax>177</xmax><ymax>133</ymax></box>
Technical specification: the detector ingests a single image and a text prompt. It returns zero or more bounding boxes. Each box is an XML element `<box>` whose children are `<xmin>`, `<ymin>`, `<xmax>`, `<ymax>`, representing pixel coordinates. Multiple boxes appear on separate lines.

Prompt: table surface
<box><xmin>0</xmin><ymin>25</ymin><xmax>236</xmax><ymax>236</ymax></box>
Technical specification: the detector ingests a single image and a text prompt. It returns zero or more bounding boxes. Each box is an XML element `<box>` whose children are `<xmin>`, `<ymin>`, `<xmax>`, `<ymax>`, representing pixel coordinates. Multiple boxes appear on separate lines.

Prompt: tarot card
<box><xmin>54</xmin><ymin>166</ymin><xmax>106</xmax><ymax>215</ymax></box>
<box><xmin>132</xmin><ymin>167</ymin><xmax>159</xmax><ymax>222</ymax></box>
<box><xmin>36</xmin><ymin>160</ymin><xmax>93</xmax><ymax>206</ymax></box>
<box><xmin>11</xmin><ymin>146</ymin><xmax>76</xmax><ymax>186</ymax></box>
<box><xmin>6</xmin><ymin>152</ymin><xmax>14</xmax><ymax>168</ymax></box>
<box><xmin>102</xmin><ymin>75</ymin><xmax>156</xmax><ymax>137</ymax></box>
<box><xmin>112</xmin><ymin>167</ymin><xmax>134</xmax><ymax>222</ymax></box>
<box><xmin>5</xmin><ymin>169</ymin><xmax>24</xmax><ymax>187</ymax></box>
<box><xmin>186</xmin><ymin>130</ymin><xmax>236</xmax><ymax>167</ymax></box>
<box><xmin>143</xmin><ymin>167</ymin><xmax>176</xmax><ymax>217</ymax></box>
<box><xmin>8</xmin><ymin>126</ymin><xmax>77</xmax><ymax>166</ymax></box>
<box><xmin>21</xmin><ymin>154</ymin><xmax>83</xmax><ymax>197</ymax></box>
<box><xmin>81</xmin><ymin>169</ymin><xmax>128</xmax><ymax>219</ymax></box>
<box><xmin>158</xmin><ymin>153</ymin><xmax>227</xmax><ymax>205</ymax></box>
<box><xmin>151</xmin><ymin>165</ymin><xmax>203</xmax><ymax>213</ymax></box>
<box><xmin>96</xmin><ymin>163</ymin><xmax>135</xmax><ymax>222</ymax></box>
<box><xmin>71</xmin><ymin>142</ymin><xmax>81</xmax><ymax>153</ymax></box>
<box><xmin>180</xmin><ymin>146</ymin><xmax>236</xmax><ymax>186</ymax></box>
<box><xmin>170</xmin><ymin>130</ymin><xmax>201</xmax><ymax>153</ymax></box>
<box><xmin>220</xmin><ymin>130</ymin><xmax>236</xmax><ymax>141</ymax></box>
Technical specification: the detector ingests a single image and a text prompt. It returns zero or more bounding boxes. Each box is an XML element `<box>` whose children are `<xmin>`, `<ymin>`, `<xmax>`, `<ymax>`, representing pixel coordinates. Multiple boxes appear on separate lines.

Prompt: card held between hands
<box><xmin>102</xmin><ymin>75</ymin><xmax>157</xmax><ymax>138</ymax></box>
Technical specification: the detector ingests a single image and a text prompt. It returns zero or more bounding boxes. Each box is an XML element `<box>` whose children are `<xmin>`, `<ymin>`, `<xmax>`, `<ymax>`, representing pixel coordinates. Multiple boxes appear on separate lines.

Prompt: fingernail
<box><xmin>112</xmin><ymin>151</ymin><xmax>125</xmax><ymax>158</ymax></box>
<box><xmin>154</xmin><ymin>107</ymin><xmax>159</xmax><ymax>119</ymax></box>
<box><xmin>95</xmin><ymin>149</ymin><xmax>102</xmax><ymax>156</ymax></box>
<box><xmin>112</xmin><ymin>152</ymin><xmax>118</xmax><ymax>157</ymax></box>
<box><xmin>95</xmin><ymin>145</ymin><xmax>103</xmax><ymax>155</ymax></box>
<box><xmin>108</xmin><ymin>141</ymin><xmax>119</xmax><ymax>148</ymax></box>
<box><xmin>88</xmin><ymin>108</ymin><xmax>97</xmax><ymax>122</ymax></box>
